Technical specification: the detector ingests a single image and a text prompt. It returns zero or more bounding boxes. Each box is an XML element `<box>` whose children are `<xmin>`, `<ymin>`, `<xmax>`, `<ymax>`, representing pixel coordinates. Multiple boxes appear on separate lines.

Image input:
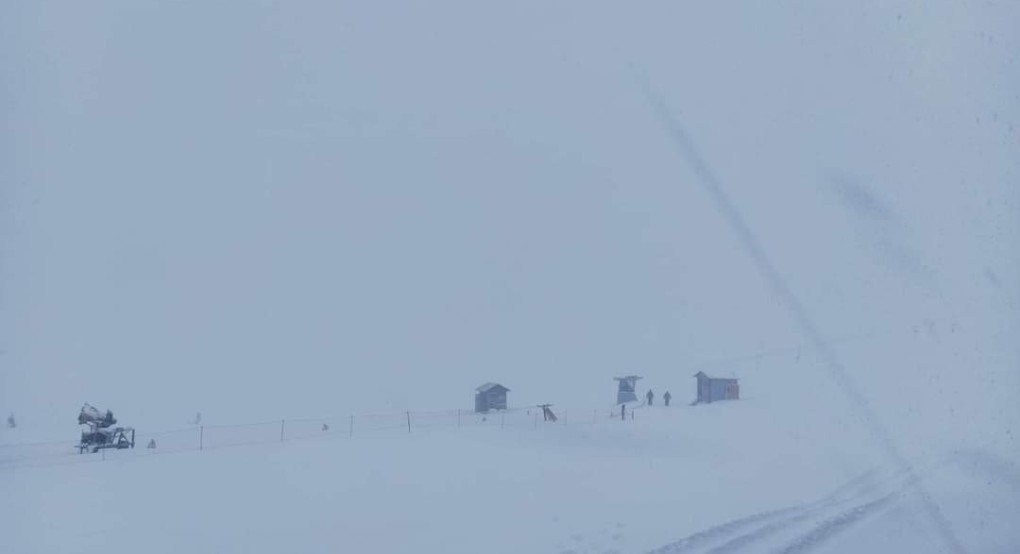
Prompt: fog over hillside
<box><xmin>1</xmin><ymin>2</ymin><xmax>1018</xmax><ymax>552</ymax></box>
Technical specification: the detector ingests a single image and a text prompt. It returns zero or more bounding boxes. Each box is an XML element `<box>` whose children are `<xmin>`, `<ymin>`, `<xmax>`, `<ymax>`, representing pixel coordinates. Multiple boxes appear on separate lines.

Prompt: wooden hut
<box><xmin>693</xmin><ymin>371</ymin><xmax>739</xmax><ymax>403</ymax></box>
<box><xmin>475</xmin><ymin>383</ymin><xmax>510</xmax><ymax>413</ymax></box>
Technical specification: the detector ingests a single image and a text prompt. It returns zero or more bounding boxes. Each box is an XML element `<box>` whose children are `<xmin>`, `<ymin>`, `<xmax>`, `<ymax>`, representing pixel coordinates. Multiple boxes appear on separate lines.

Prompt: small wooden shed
<box><xmin>614</xmin><ymin>375</ymin><xmax>642</xmax><ymax>404</ymax></box>
<box><xmin>694</xmin><ymin>371</ymin><xmax>739</xmax><ymax>403</ymax></box>
<box><xmin>475</xmin><ymin>383</ymin><xmax>510</xmax><ymax>413</ymax></box>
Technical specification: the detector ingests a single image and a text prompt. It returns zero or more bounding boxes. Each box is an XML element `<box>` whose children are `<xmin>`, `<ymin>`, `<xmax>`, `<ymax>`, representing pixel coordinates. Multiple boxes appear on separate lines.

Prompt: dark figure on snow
<box><xmin>663</xmin><ymin>391</ymin><xmax>672</xmax><ymax>407</ymax></box>
<box><xmin>646</xmin><ymin>390</ymin><xmax>654</xmax><ymax>406</ymax></box>
<box><xmin>620</xmin><ymin>403</ymin><xmax>626</xmax><ymax>421</ymax></box>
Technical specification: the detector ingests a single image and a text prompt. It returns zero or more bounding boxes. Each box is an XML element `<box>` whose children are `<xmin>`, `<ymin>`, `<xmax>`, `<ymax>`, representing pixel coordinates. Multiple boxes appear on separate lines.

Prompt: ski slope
<box><xmin>1</xmin><ymin>400</ymin><xmax>1017</xmax><ymax>554</ymax></box>
<box><xmin>2</xmin><ymin>0</ymin><xmax>1018</xmax><ymax>552</ymax></box>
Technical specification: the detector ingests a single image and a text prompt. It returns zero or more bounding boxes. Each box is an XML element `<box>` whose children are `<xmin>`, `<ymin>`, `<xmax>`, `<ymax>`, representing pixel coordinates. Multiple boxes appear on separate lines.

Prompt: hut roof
<box><xmin>694</xmin><ymin>371</ymin><xmax>738</xmax><ymax>382</ymax></box>
<box><xmin>476</xmin><ymin>383</ymin><xmax>510</xmax><ymax>393</ymax></box>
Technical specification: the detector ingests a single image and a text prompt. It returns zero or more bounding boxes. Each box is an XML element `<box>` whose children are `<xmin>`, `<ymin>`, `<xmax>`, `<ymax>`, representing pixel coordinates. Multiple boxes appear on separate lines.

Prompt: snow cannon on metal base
<box><xmin>78</xmin><ymin>403</ymin><xmax>135</xmax><ymax>454</ymax></box>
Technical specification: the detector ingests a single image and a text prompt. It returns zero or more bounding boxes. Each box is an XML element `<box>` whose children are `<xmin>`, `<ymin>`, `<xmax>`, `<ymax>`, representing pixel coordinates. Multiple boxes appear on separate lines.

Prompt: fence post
<box><xmin>406</xmin><ymin>411</ymin><xmax>411</xmax><ymax>433</ymax></box>
<box><xmin>349</xmin><ymin>415</ymin><xmax>354</xmax><ymax>438</ymax></box>
<box><xmin>280</xmin><ymin>419</ymin><xmax>285</xmax><ymax>442</ymax></box>
<box><xmin>200</xmin><ymin>426</ymin><xmax>204</xmax><ymax>450</ymax></box>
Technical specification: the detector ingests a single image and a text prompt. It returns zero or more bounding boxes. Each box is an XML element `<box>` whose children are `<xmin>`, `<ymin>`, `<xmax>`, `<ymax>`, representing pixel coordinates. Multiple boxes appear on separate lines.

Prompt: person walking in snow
<box><xmin>646</xmin><ymin>389</ymin><xmax>654</xmax><ymax>406</ymax></box>
<box><xmin>620</xmin><ymin>403</ymin><xmax>626</xmax><ymax>421</ymax></box>
<box><xmin>663</xmin><ymin>391</ymin><xmax>672</xmax><ymax>407</ymax></box>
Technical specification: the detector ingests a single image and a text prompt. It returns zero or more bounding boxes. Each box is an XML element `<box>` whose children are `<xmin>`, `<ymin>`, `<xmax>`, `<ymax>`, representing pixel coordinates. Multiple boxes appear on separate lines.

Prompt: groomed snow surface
<box><xmin>2</xmin><ymin>396</ymin><xmax>1016</xmax><ymax>554</ymax></box>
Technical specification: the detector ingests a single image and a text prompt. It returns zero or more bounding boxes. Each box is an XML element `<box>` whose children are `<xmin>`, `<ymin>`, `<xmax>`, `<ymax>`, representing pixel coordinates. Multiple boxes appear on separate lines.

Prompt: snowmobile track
<box><xmin>770</xmin><ymin>492</ymin><xmax>896</xmax><ymax>554</ymax></box>
<box><xmin>646</xmin><ymin>466</ymin><xmax>919</xmax><ymax>554</ymax></box>
<box><xmin>645</xmin><ymin>505</ymin><xmax>802</xmax><ymax>553</ymax></box>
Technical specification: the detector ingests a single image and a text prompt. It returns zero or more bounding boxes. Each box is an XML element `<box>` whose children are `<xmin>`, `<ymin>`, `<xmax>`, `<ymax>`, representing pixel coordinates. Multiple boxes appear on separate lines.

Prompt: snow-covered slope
<box><xmin>1</xmin><ymin>0</ymin><xmax>1018</xmax><ymax>552</ymax></box>
<box><xmin>1</xmin><ymin>402</ymin><xmax>1017</xmax><ymax>554</ymax></box>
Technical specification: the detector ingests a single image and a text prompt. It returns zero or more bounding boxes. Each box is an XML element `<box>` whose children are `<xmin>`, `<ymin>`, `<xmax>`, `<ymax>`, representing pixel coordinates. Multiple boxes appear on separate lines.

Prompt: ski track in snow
<box><xmin>646</xmin><ymin>468</ymin><xmax>883</xmax><ymax>554</ymax></box>
<box><xmin>644</xmin><ymin>506</ymin><xmax>802</xmax><ymax>554</ymax></box>
<box><xmin>770</xmin><ymin>493</ymin><xmax>897</xmax><ymax>554</ymax></box>
<box><xmin>646</xmin><ymin>464</ymin><xmax>925</xmax><ymax>554</ymax></box>
<box><xmin>702</xmin><ymin>507</ymin><xmax>843</xmax><ymax>554</ymax></box>
<box><xmin>647</xmin><ymin>449</ymin><xmax>1020</xmax><ymax>554</ymax></box>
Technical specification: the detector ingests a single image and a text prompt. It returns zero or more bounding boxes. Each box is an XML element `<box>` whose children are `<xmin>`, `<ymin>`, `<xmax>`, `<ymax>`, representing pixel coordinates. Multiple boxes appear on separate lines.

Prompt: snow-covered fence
<box><xmin>0</xmin><ymin>405</ymin><xmax>628</xmax><ymax>470</ymax></box>
<box><xmin>200</xmin><ymin>420</ymin><xmax>283</xmax><ymax>450</ymax></box>
<box><xmin>135</xmin><ymin>427</ymin><xmax>205</xmax><ymax>455</ymax></box>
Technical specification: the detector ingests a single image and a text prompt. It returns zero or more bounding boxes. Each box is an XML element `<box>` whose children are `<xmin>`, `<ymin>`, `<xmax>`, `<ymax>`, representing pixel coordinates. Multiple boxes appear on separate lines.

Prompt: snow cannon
<box><xmin>78</xmin><ymin>403</ymin><xmax>135</xmax><ymax>454</ymax></box>
<box><xmin>78</xmin><ymin>404</ymin><xmax>116</xmax><ymax>428</ymax></box>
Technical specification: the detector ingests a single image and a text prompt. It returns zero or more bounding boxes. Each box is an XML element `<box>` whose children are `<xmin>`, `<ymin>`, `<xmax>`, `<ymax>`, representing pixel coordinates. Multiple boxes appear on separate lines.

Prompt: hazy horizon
<box><xmin>3</xmin><ymin>2</ymin><xmax>1017</xmax><ymax>450</ymax></box>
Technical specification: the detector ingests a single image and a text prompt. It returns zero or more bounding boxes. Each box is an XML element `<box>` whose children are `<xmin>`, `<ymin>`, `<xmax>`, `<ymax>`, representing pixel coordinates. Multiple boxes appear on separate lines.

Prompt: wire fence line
<box><xmin>0</xmin><ymin>405</ymin><xmax>637</xmax><ymax>470</ymax></box>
